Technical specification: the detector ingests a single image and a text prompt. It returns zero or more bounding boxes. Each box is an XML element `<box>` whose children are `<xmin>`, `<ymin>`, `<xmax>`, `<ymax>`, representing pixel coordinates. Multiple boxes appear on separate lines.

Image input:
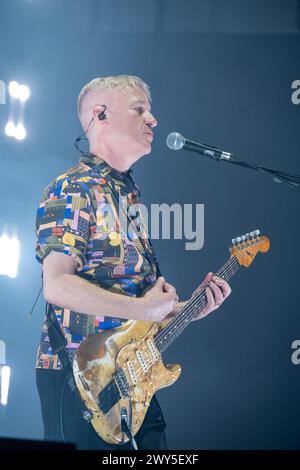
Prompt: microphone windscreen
<box><xmin>166</xmin><ymin>132</ymin><xmax>185</xmax><ymax>150</ymax></box>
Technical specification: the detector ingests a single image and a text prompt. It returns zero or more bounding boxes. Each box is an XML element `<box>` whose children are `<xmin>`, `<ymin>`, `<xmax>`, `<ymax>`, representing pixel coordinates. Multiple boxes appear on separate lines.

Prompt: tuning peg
<box><xmin>249</xmin><ymin>231</ymin><xmax>255</xmax><ymax>238</ymax></box>
<box><xmin>232</xmin><ymin>238</ymin><xmax>236</xmax><ymax>245</ymax></box>
<box><xmin>236</xmin><ymin>236</ymin><xmax>242</xmax><ymax>243</ymax></box>
<box><xmin>254</xmin><ymin>229</ymin><xmax>260</xmax><ymax>237</ymax></box>
<box><xmin>241</xmin><ymin>235</ymin><xmax>246</xmax><ymax>242</ymax></box>
<box><xmin>245</xmin><ymin>233</ymin><xmax>250</xmax><ymax>239</ymax></box>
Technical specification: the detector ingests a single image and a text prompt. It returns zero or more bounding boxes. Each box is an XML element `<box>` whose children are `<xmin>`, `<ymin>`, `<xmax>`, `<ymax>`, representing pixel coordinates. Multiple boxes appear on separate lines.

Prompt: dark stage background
<box><xmin>0</xmin><ymin>0</ymin><xmax>299</xmax><ymax>449</ymax></box>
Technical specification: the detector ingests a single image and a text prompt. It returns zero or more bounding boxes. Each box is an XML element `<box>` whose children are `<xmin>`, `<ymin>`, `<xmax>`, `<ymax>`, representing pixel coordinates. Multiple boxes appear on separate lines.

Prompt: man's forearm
<box><xmin>45</xmin><ymin>273</ymin><xmax>143</xmax><ymax>320</ymax></box>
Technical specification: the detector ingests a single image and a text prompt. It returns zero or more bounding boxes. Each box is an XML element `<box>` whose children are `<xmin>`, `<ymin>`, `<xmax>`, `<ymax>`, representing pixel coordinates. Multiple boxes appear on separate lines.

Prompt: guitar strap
<box><xmin>45</xmin><ymin>302</ymin><xmax>92</xmax><ymax>423</ymax></box>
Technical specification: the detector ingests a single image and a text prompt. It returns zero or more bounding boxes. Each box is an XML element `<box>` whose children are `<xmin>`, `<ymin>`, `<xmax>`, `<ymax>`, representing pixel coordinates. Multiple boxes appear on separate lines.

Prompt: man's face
<box><xmin>103</xmin><ymin>87</ymin><xmax>157</xmax><ymax>164</ymax></box>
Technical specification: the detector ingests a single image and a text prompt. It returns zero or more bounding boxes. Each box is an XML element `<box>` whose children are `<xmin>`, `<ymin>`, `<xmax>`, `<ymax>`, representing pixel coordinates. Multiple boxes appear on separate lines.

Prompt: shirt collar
<box><xmin>79</xmin><ymin>153</ymin><xmax>137</xmax><ymax>193</ymax></box>
<box><xmin>79</xmin><ymin>152</ymin><xmax>108</xmax><ymax>169</ymax></box>
<box><xmin>79</xmin><ymin>153</ymin><xmax>133</xmax><ymax>179</ymax></box>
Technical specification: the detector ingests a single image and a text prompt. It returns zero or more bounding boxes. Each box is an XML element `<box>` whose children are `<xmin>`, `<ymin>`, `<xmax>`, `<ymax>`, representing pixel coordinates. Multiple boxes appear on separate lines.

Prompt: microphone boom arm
<box><xmin>168</xmin><ymin>133</ymin><xmax>300</xmax><ymax>189</ymax></box>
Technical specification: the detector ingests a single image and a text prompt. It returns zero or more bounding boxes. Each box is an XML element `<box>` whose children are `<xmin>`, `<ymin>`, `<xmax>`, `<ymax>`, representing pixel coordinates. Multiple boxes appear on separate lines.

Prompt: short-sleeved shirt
<box><xmin>35</xmin><ymin>153</ymin><xmax>159</xmax><ymax>370</ymax></box>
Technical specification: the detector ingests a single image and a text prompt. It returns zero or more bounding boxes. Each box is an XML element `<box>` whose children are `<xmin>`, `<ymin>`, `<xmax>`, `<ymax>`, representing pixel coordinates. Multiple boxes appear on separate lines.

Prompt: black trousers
<box><xmin>36</xmin><ymin>369</ymin><xmax>168</xmax><ymax>450</ymax></box>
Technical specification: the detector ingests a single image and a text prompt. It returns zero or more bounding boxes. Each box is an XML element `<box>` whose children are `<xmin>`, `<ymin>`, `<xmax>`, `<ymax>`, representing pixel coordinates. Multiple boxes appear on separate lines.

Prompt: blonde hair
<box><xmin>77</xmin><ymin>75</ymin><xmax>151</xmax><ymax>121</ymax></box>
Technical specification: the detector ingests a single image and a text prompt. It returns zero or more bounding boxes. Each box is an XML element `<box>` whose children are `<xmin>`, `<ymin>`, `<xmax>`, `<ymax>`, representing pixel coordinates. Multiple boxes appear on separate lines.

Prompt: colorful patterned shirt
<box><xmin>35</xmin><ymin>153</ymin><xmax>159</xmax><ymax>370</ymax></box>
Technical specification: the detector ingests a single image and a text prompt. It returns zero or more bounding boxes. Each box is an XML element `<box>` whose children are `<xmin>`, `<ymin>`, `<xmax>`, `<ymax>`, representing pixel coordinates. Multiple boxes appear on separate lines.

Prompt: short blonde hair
<box><xmin>77</xmin><ymin>75</ymin><xmax>151</xmax><ymax>120</ymax></box>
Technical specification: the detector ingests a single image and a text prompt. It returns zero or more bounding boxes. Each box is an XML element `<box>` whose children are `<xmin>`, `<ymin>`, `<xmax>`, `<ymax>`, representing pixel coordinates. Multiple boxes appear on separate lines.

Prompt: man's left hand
<box><xmin>191</xmin><ymin>272</ymin><xmax>231</xmax><ymax>321</ymax></box>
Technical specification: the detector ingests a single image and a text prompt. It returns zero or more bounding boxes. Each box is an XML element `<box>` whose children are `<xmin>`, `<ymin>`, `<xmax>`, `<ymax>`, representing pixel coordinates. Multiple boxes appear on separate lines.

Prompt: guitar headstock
<box><xmin>230</xmin><ymin>230</ymin><xmax>270</xmax><ymax>267</ymax></box>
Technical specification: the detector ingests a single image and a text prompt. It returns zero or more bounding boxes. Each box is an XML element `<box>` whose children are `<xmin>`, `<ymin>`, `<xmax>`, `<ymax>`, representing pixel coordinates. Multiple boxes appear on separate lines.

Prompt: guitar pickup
<box><xmin>126</xmin><ymin>360</ymin><xmax>138</xmax><ymax>385</ymax></box>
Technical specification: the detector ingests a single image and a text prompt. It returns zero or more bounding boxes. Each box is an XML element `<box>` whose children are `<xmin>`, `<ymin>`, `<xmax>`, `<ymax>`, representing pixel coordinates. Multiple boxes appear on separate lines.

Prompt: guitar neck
<box><xmin>154</xmin><ymin>255</ymin><xmax>240</xmax><ymax>354</ymax></box>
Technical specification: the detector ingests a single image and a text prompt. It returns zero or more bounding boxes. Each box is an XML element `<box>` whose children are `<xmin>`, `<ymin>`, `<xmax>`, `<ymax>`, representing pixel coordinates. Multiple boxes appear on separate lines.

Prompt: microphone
<box><xmin>166</xmin><ymin>132</ymin><xmax>233</xmax><ymax>161</ymax></box>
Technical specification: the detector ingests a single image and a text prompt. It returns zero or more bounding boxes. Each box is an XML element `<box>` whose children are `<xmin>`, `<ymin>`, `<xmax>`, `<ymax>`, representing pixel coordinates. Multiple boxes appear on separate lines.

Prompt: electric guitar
<box><xmin>73</xmin><ymin>230</ymin><xmax>270</xmax><ymax>445</ymax></box>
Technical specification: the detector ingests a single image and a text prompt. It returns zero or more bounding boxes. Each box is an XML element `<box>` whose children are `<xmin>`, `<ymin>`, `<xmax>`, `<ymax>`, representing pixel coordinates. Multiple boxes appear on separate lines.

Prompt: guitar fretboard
<box><xmin>154</xmin><ymin>255</ymin><xmax>240</xmax><ymax>353</ymax></box>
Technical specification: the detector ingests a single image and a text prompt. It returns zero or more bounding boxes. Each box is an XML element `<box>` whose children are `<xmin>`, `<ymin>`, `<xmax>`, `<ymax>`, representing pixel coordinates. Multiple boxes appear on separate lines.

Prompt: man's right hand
<box><xmin>42</xmin><ymin>252</ymin><xmax>178</xmax><ymax>323</ymax></box>
<box><xmin>141</xmin><ymin>277</ymin><xmax>178</xmax><ymax>323</ymax></box>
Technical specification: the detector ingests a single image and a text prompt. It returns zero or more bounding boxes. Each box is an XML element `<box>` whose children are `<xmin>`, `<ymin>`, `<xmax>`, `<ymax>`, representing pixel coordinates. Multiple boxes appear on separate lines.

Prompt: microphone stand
<box><xmin>184</xmin><ymin>140</ymin><xmax>300</xmax><ymax>189</ymax></box>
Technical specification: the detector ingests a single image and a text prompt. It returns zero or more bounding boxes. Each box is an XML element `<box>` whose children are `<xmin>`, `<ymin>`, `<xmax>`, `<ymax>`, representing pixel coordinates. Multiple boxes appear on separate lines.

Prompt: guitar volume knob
<box><xmin>83</xmin><ymin>410</ymin><xmax>93</xmax><ymax>422</ymax></box>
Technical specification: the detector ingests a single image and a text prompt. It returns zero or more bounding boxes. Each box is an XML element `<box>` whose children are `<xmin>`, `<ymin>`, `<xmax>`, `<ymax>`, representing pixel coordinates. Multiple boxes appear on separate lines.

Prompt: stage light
<box><xmin>4</xmin><ymin>121</ymin><xmax>16</xmax><ymax>137</ymax></box>
<box><xmin>0</xmin><ymin>341</ymin><xmax>11</xmax><ymax>406</ymax></box>
<box><xmin>0</xmin><ymin>366</ymin><xmax>11</xmax><ymax>406</ymax></box>
<box><xmin>8</xmin><ymin>81</ymin><xmax>20</xmax><ymax>99</ymax></box>
<box><xmin>19</xmin><ymin>84</ymin><xmax>30</xmax><ymax>102</ymax></box>
<box><xmin>4</xmin><ymin>121</ymin><xmax>27</xmax><ymax>140</ymax></box>
<box><xmin>8</xmin><ymin>81</ymin><xmax>30</xmax><ymax>102</ymax></box>
<box><xmin>5</xmin><ymin>81</ymin><xmax>29</xmax><ymax>140</ymax></box>
<box><xmin>14</xmin><ymin>123</ymin><xmax>26</xmax><ymax>140</ymax></box>
<box><xmin>0</xmin><ymin>234</ymin><xmax>20</xmax><ymax>278</ymax></box>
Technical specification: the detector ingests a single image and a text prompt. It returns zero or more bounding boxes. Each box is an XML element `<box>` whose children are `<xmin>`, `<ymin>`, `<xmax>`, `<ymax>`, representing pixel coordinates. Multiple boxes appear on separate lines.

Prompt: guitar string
<box><xmin>120</xmin><ymin>249</ymin><xmax>246</xmax><ymax>390</ymax></box>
